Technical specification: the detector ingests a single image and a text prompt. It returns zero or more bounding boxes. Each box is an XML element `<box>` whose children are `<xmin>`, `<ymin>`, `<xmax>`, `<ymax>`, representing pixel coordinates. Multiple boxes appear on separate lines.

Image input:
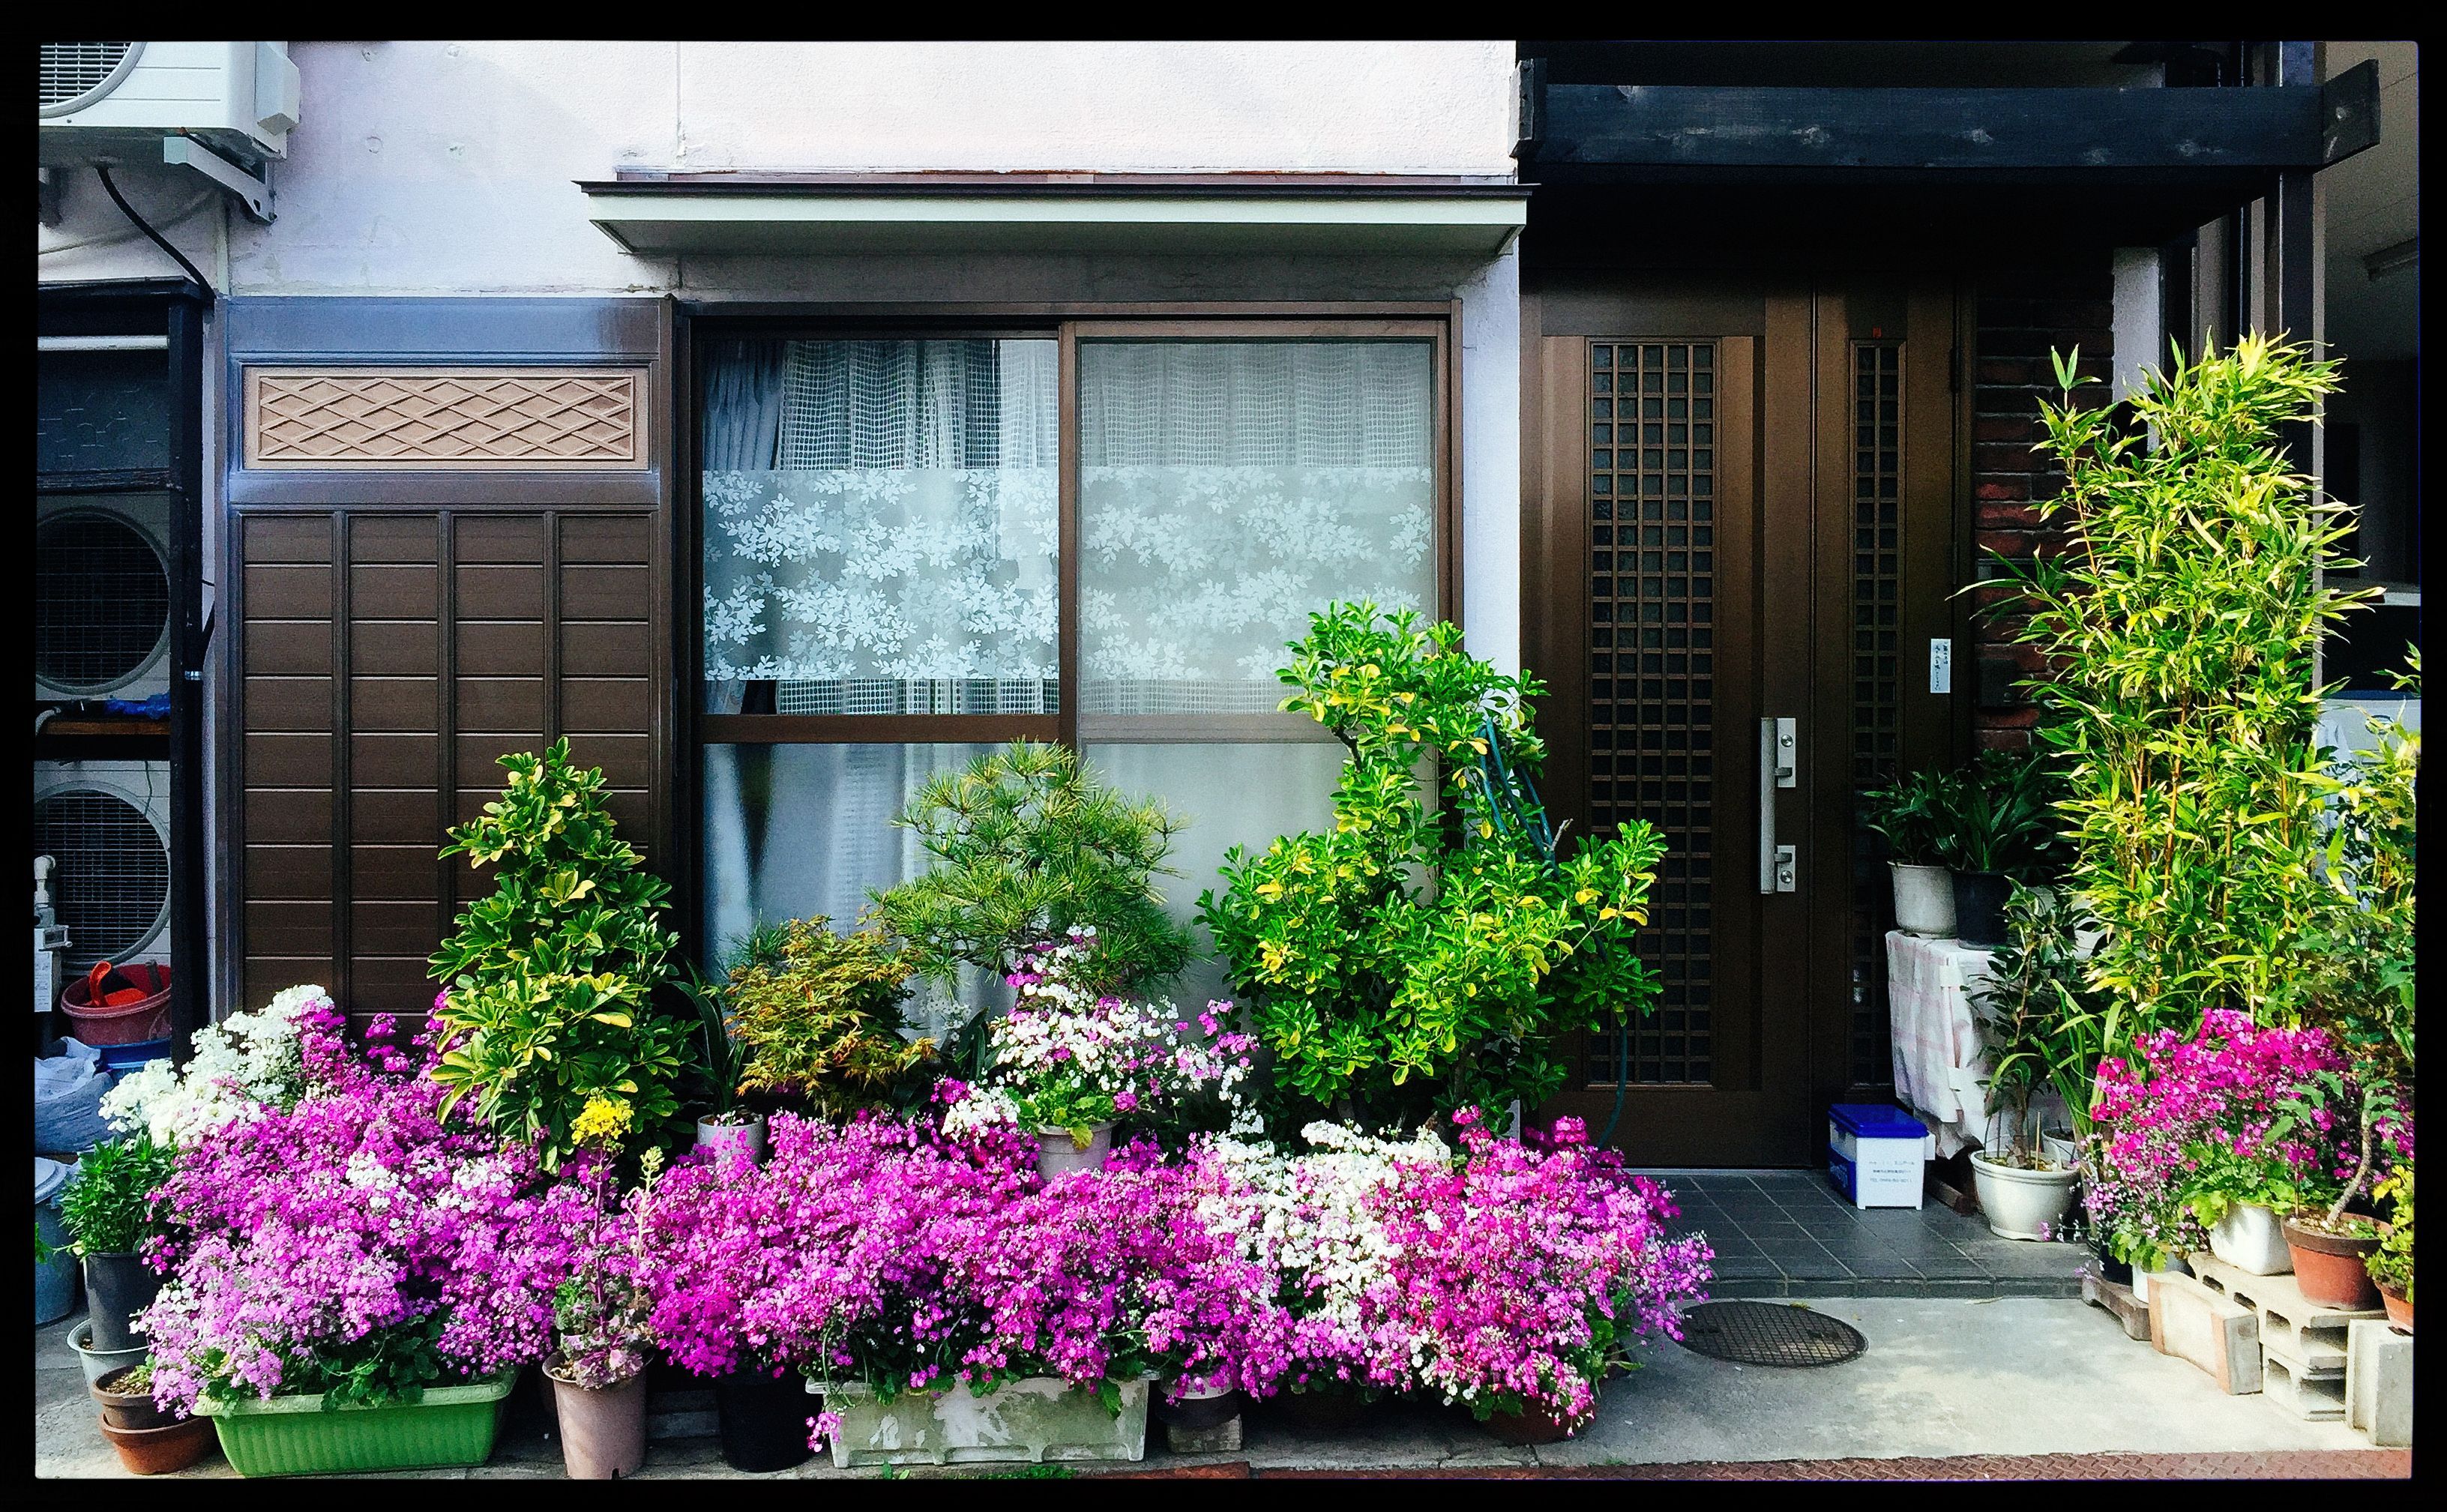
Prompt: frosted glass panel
<box><xmin>1085</xmin><ymin>742</ymin><xmax>1348</xmax><ymax>1010</ymax></box>
<box><xmin>701</xmin><ymin>339</ymin><xmax>1059</xmax><ymax>714</ymax></box>
<box><xmin>1078</xmin><ymin>341</ymin><xmax>1436</xmax><ymax>715</ymax></box>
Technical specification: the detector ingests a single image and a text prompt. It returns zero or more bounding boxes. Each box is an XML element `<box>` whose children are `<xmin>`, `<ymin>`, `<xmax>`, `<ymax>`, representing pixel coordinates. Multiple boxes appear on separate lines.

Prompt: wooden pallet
<box><xmin>2186</xmin><ymin>1253</ymin><xmax>2380</xmax><ymax>1374</ymax></box>
<box><xmin>2080</xmin><ymin>1263</ymin><xmax>2150</xmax><ymax>1341</ymax></box>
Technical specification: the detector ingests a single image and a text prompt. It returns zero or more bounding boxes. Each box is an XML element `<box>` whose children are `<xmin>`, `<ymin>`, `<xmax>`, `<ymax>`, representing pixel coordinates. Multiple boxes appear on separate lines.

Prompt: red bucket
<box><xmin>59</xmin><ymin>963</ymin><xmax>173</xmax><ymax>1046</ymax></box>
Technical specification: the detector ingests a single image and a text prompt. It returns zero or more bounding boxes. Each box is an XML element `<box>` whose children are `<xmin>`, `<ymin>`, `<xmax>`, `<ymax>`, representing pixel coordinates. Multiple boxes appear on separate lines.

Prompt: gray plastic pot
<box><xmin>69</xmin><ymin>1316</ymin><xmax>148</xmax><ymax>1390</ymax></box>
<box><xmin>82</xmin><ymin>1251</ymin><xmax>162</xmax><ymax>1353</ymax></box>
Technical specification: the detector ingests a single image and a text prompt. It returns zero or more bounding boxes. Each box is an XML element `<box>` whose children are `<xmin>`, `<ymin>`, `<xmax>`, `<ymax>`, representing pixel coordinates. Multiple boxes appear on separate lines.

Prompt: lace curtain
<box><xmin>701</xmin><ymin>338</ymin><xmax>1060</xmax><ymax>716</ymax></box>
<box><xmin>1078</xmin><ymin>341</ymin><xmax>1437</xmax><ymax>714</ymax></box>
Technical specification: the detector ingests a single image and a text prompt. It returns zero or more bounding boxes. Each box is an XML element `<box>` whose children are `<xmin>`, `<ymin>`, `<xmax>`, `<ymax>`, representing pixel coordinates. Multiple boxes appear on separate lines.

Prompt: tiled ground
<box><xmin>1644</xmin><ymin>1169</ymin><xmax>2087</xmax><ymax>1297</ymax></box>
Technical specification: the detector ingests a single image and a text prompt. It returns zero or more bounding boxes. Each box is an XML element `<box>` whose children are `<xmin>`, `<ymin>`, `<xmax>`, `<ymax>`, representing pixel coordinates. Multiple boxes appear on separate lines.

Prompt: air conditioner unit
<box><xmin>36</xmin><ymin>493</ymin><xmax>175</xmax><ymax>704</ymax></box>
<box><xmin>32</xmin><ymin>760</ymin><xmax>172</xmax><ymax>975</ymax></box>
<box><xmin>37</xmin><ymin>41</ymin><xmax>300</xmax><ymax>164</ymax></box>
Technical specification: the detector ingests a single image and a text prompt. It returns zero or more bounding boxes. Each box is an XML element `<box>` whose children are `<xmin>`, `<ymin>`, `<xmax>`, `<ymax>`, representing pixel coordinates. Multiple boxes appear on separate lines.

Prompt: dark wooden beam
<box><xmin>1522</xmin><ymin>64</ymin><xmax>2380</xmax><ymax>173</ymax></box>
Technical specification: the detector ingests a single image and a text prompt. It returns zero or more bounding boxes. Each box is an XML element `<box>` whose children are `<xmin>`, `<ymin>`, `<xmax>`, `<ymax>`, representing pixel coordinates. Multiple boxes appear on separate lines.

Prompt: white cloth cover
<box><xmin>1885</xmin><ymin>930</ymin><xmax>1997</xmax><ymax>1160</ymax></box>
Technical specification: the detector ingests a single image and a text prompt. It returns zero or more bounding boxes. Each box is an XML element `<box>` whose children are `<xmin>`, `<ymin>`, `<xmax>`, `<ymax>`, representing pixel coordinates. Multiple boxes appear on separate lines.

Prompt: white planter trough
<box><xmin>1969</xmin><ymin>1151</ymin><xmax>2080</xmax><ymax>1241</ymax></box>
<box><xmin>816</xmin><ymin>1376</ymin><xmax>1147</xmax><ymax>1467</ymax></box>
<box><xmin>1889</xmin><ymin>863</ymin><xmax>1957</xmax><ymax>939</ymax></box>
<box><xmin>2206</xmin><ymin>1202</ymin><xmax>2294</xmax><ymax>1275</ymax></box>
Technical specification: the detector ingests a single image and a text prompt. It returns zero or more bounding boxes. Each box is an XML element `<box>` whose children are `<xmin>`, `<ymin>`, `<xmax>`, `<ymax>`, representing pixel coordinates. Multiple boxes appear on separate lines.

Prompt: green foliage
<box><xmin>193</xmin><ymin>1311</ymin><xmax>452</xmax><ymax>1412</ymax></box>
<box><xmin>1993</xmin><ymin>337</ymin><xmax>2378</xmax><ymax>1040</ymax></box>
<box><xmin>34</xmin><ymin>1221</ymin><xmax>54</xmax><ymax>1267</ymax></box>
<box><xmin>2296</xmin><ymin>653</ymin><xmax>2419</xmax><ymax>1084</ymax></box>
<box><xmin>1859</xmin><ymin>768</ymin><xmax>1953</xmax><ymax>867</ymax></box>
<box><xmin>428</xmin><ymin>738</ymin><xmax>690</xmax><ymax>1170</ymax></box>
<box><xmin>723</xmin><ymin>919</ymin><xmax>937</xmax><ymax>1116</ymax></box>
<box><xmin>2368</xmin><ymin>1166</ymin><xmax>2413</xmax><ymax>1300</ymax></box>
<box><xmin>1201</xmin><ymin>603</ymin><xmax>1667</xmax><ymax>1127</ymax></box>
<box><xmin>1972</xmin><ymin>885</ymin><xmax>2112</xmax><ymax>1164</ymax></box>
<box><xmin>873</xmin><ymin>741</ymin><xmax>1193</xmax><ymax>1000</ymax></box>
<box><xmin>59</xmin><ymin>1132</ymin><xmax>175</xmax><ymax>1257</ymax></box>
<box><xmin>1937</xmin><ymin>749</ymin><xmax>2071</xmax><ymax>879</ymax></box>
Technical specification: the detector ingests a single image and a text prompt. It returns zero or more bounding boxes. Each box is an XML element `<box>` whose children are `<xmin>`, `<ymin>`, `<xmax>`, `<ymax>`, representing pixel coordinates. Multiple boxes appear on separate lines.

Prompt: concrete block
<box><xmin>2345</xmin><ymin>1319</ymin><xmax>2413</xmax><ymax>1446</ymax></box>
<box><xmin>2148</xmin><ymin>1271</ymin><xmax>2261</xmax><ymax>1394</ymax></box>
<box><xmin>2081</xmin><ymin>1263</ymin><xmax>2150</xmax><ymax>1342</ymax></box>
<box><xmin>2262</xmin><ymin>1346</ymin><xmax>2347</xmax><ymax>1421</ymax></box>
<box><xmin>1165</xmin><ymin>1415</ymin><xmax>1244</xmax><ymax>1454</ymax></box>
<box><xmin>2188</xmin><ymin>1253</ymin><xmax>2380</xmax><ymax>1373</ymax></box>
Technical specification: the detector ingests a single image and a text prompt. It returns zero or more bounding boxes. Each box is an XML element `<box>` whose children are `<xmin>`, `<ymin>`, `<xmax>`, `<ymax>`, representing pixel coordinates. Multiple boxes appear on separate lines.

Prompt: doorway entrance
<box><xmin>1525</xmin><ymin>278</ymin><xmax>1961</xmax><ymax>1166</ymax></box>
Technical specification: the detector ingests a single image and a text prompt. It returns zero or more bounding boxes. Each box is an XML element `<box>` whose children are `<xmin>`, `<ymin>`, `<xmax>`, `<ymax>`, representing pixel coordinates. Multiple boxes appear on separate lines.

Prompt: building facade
<box><xmin>35</xmin><ymin>40</ymin><xmax>2419</xmax><ymax>1166</ymax></box>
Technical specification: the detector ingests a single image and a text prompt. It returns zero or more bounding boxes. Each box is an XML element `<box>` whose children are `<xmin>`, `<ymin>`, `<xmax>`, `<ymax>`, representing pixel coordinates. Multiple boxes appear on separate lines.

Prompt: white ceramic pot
<box><xmin>2207</xmin><ymin>1202</ymin><xmax>2294</xmax><ymax>1275</ymax></box>
<box><xmin>1969</xmin><ymin>1151</ymin><xmax>2080</xmax><ymax>1241</ymax></box>
<box><xmin>1035</xmin><ymin>1123</ymin><xmax>1115</xmax><ymax>1180</ymax></box>
<box><xmin>2041</xmin><ymin>1132</ymin><xmax>2078</xmax><ymax>1169</ymax></box>
<box><xmin>1890</xmin><ymin>863</ymin><xmax>1957</xmax><ymax>938</ymax></box>
<box><xmin>693</xmin><ymin>1114</ymin><xmax>768</xmax><ymax>1167</ymax></box>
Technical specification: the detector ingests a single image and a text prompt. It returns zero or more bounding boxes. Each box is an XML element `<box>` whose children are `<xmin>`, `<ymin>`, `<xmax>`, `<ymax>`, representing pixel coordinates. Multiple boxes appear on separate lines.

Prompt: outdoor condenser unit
<box><xmin>38</xmin><ymin>42</ymin><xmax>300</xmax><ymax>219</ymax></box>
<box><xmin>31</xmin><ymin>761</ymin><xmax>172</xmax><ymax>975</ymax></box>
<box><xmin>34</xmin><ymin>493</ymin><xmax>175</xmax><ymax>704</ymax></box>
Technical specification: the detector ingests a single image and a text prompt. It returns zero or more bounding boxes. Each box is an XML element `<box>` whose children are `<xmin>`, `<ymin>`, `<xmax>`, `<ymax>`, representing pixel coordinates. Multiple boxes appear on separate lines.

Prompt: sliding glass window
<box><xmin>696</xmin><ymin>323</ymin><xmax>1445</xmax><ymax>1009</ymax></box>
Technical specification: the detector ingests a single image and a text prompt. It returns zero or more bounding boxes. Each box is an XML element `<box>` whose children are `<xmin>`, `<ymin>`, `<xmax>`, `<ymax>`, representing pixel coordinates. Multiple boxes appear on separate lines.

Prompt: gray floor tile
<box><xmin>1774</xmin><ymin>1250</ymin><xmax>1857</xmax><ymax>1280</ymax></box>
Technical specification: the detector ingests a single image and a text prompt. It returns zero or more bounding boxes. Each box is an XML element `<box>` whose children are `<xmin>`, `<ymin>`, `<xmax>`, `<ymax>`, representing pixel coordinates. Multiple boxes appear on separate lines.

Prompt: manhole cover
<box><xmin>1677</xmin><ymin>1301</ymin><xmax>1865</xmax><ymax>1367</ymax></box>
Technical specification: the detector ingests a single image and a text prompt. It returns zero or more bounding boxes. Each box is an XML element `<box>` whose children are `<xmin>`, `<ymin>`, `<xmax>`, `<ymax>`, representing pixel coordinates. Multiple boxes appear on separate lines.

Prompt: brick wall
<box><xmin>1968</xmin><ymin>262</ymin><xmax>2117</xmax><ymax>751</ymax></box>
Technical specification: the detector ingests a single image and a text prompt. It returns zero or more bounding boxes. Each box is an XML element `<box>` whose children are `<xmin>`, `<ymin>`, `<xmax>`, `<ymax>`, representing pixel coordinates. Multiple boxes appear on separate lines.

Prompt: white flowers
<box><xmin>1197</xmin><ymin>1122</ymin><xmax>1452</xmax><ymax>1333</ymax></box>
<box><xmin>100</xmin><ymin>984</ymin><xmax>332</xmax><ymax>1148</ymax></box>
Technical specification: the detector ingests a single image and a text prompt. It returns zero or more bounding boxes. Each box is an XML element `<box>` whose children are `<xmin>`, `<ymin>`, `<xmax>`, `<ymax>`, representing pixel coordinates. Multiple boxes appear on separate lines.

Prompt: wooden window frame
<box><xmin>676</xmin><ymin>302</ymin><xmax>1460</xmax><ymax>957</ymax></box>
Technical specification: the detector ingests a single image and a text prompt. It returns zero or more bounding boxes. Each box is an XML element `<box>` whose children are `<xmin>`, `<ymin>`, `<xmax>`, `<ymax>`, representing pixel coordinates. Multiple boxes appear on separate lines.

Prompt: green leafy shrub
<box><xmin>60</xmin><ymin>1132</ymin><xmax>175</xmax><ymax>1257</ymax></box>
<box><xmin>873</xmin><ymin>739</ymin><xmax>1193</xmax><ymax>998</ymax></box>
<box><xmin>1937</xmin><ymin>750</ymin><xmax>2071</xmax><ymax>879</ymax></box>
<box><xmin>1201</xmin><ymin>603</ymin><xmax>1667</xmax><ymax>1127</ymax></box>
<box><xmin>429</xmin><ymin>738</ymin><xmax>690</xmax><ymax>1169</ymax></box>
<box><xmin>1994</xmin><ymin>337</ymin><xmax>2377</xmax><ymax>1040</ymax></box>
<box><xmin>723</xmin><ymin>918</ymin><xmax>937</xmax><ymax>1116</ymax></box>
<box><xmin>1972</xmin><ymin>885</ymin><xmax>2112</xmax><ymax>1168</ymax></box>
<box><xmin>1860</xmin><ymin>768</ymin><xmax>1952</xmax><ymax>867</ymax></box>
<box><xmin>2368</xmin><ymin>1165</ymin><xmax>2413</xmax><ymax>1301</ymax></box>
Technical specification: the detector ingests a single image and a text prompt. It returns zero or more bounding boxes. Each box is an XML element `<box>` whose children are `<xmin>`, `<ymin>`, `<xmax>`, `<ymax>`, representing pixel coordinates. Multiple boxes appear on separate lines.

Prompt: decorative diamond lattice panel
<box><xmin>246</xmin><ymin>367</ymin><xmax>648</xmax><ymax>470</ymax></box>
<box><xmin>1849</xmin><ymin>343</ymin><xmax>1903</xmax><ymax>1087</ymax></box>
<box><xmin>1584</xmin><ymin>340</ymin><xmax>1717</xmax><ymax>1087</ymax></box>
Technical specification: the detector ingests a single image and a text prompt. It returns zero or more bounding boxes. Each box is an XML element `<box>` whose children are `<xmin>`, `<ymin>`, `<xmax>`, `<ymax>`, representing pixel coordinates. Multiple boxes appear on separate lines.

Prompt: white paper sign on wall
<box><xmin>1929</xmin><ymin>637</ymin><xmax>1952</xmax><ymax>695</ymax></box>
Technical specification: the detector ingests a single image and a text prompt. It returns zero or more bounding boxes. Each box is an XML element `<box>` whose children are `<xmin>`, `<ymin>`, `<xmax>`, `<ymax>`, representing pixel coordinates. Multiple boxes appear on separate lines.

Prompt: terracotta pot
<box><xmin>2377</xmin><ymin>1282</ymin><xmax>2412</xmax><ymax>1331</ymax></box>
<box><xmin>1483</xmin><ymin>1400</ymin><xmax>1588</xmax><ymax>1445</ymax></box>
<box><xmin>547</xmin><ymin>1354</ymin><xmax>648</xmax><ymax>1480</ymax></box>
<box><xmin>2281</xmin><ymin>1215</ymin><xmax>2382</xmax><ymax>1310</ymax></box>
<box><xmin>97</xmin><ymin>1412</ymin><xmax>215</xmax><ymax>1475</ymax></box>
<box><xmin>92</xmin><ymin>1365</ymin><xmax>169</xmax><ymax>1431</ymax></box>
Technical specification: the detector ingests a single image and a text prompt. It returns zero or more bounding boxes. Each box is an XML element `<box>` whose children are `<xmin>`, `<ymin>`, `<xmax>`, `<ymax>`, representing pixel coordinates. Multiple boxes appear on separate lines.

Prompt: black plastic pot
<box><xmin>82</xmin><ymin>1253</ymin><xmax>162</xmax><ymax>1354</ymax></box>
<box><xmin>712</xmin><ymin>1368</ymin><xmax>813</xmax><ymax>1473</ymax></box>
<box><xmin>2095</xmin><ymin>1242</ymin><xmax>2133</xmax><ymax>1287</ymax></box>
<box><xmin>1950</xmin><ymin>870</ymin><xmax>2014</xmax><ymax>948</ymax></box>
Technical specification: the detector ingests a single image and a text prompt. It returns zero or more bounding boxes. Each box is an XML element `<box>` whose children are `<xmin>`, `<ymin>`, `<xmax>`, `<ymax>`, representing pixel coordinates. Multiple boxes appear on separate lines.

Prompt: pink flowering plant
<box><xmin>2086</xmin><ymin>1010</ymin><xmax>2410</xmax><ymax>1268</ymax></box>
<box><xmin>138</xmin><ymin>1009</ymin><xmax>610</xmax><ymax>1415</ymax></box>
<box><xmin>940</xmin><ymin>927</ymin><xmax>1260</xmax><ymax>1151</ymax></box>
<box><xmin>1375</xmin><ymin>1112</ymin><xmax>1710</xmax><ymax>1429</ymax></box>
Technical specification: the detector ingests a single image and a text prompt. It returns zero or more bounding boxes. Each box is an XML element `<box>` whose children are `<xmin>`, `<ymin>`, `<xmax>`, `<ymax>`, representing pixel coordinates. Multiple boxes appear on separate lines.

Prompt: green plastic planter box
<box><xmin>195</xmin><ymin>1372</ymin><xmax>517</xmax><ymax>1477</ymax></box>
<box><xmin>819</xmin><ymin>1376</ymin><xmax>1148</xmax><ymax>1467</ymax></box>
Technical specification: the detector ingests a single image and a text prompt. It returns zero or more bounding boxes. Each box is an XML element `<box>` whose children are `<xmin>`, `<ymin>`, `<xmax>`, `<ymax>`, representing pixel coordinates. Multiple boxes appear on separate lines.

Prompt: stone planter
<box><xmin>2207</xmin><ymin>1202</ymin><xmax>2294</xmax><ymax>1275</ymax></box>
<box><xmin>1949</xmin><ymin>870</ymin><xmax>2014</xmax><ymax>948</ymax></box>
<box><xmin>1890</xmin><ymin>863</ymin><xmax>1957</xmax><ymax>938</ymax></box>
<box><xmin>1969</xmin><ymin>1151</ymin><xmax>2078</xmax><ymax>1241</ymax></box>
<box><xmin>693</xmin><ymin>1115</ymin><xmax>768</xmax><ymax>1168</ymax></box>
<box><xmin>817</xmin><ymin>1375</ymin><xmax>1148</xmax><ymax>1467</ymax></box>
<box><xmin>2281</xmin><ymin>1215</ymin><xmax>2381</xmax><ymax>1310</ymax></box>
<box><xmin>545</xmin><ymin>1353</ymin><xmax>648</xmax><ymax>1480</ymax></box>
<box><xmin>1035</xmin><ymin>1123</ymin><xmax>1115</xmax><ymax>1180</ymax></box>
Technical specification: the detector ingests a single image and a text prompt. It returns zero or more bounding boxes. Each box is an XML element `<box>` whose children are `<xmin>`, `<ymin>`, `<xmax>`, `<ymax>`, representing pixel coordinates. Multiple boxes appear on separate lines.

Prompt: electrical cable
<box><xmin>37</xmin><ymin>185</ymin><xmax>216</xmax><ymax>255</ymax></box>
<box><xmin>94</xmin><ymin>165</ymin><xmax>212</xmax><ymax>293</ymax></box>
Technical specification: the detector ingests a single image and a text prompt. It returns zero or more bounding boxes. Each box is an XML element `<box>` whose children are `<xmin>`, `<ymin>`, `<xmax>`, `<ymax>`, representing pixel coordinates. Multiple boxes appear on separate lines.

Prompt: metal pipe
<box><xmin>36</xmin><ymin>334</ymin><xmax>169</xmax><ymax>352</ymax></box>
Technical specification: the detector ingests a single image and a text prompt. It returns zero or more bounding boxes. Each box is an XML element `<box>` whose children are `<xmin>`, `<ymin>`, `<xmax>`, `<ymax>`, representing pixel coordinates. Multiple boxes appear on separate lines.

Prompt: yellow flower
<box><xmin>571</xmin><ymin>1094</ymin><xmax>633</xmax><ymax>1147</ymax></box>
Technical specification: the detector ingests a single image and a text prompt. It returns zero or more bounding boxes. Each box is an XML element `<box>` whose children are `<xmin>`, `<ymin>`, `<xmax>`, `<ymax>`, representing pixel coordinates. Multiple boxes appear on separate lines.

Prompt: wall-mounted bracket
<box><xmin>163</xmin><ymin>136</ymin><xmax>273</xmax><ymax>223</ymax></box>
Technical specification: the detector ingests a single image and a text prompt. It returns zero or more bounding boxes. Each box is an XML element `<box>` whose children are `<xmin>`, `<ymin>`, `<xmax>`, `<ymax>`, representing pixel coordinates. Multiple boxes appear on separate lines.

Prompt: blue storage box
<box><xmin>1828</xmin><ymin>1103</ymin><xmax>1935</xmax><ymax>1208</ymax></box>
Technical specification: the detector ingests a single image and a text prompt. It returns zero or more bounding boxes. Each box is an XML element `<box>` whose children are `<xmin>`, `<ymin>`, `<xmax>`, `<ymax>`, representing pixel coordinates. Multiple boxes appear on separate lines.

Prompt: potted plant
<box><xmin>2277</xmin><ymin>1072</ymin><xmax>2407</xmax><ymax>1310</ymax></box>
<box><xmin>58</xmin><ymin>1131</ymin><xmax>177</xmax><ymax>1353</ymax></box>
<box><xmin>720</xmin><ymin>917</ymin><xmax>936</xmax><ymax>1144</ymax></box>
<box><xmin>1861</xmin><ymin>768</ymin><xmax>1958</xmax><ymax>937</ymax></box>
<box><xmin>543</xmin><ymin>1149</ymin><xmax>661</xmax><ymax>1479</ymax></box>
<box><xmin>2367</xmin><ymin>1166</ymin><xmax>2412</xmax><ymax>1330</ymax></box>
<box><xmin>140</xmin><ymin>1017</ymin><xmax>604</xmax><ymax>1478</ymax></box>
<box><xmin>1966</xmin><ymin>887</ymin><xmax>2090</xmax><ymax>1241</ymax></box>
<box><xmin>1934</xmin><ymin>750</ymin><xmax>2059</xmax><ymax>949</ymax></box>
<box><xmin>938</xmin><ymin>928</ymin><xmax>1258</xmax><ymax>1179</ymax></box>
<box><xmin>680</xmin><ymin>957</ymin><xmax>766</xmax><ymax>1166</ymax></box>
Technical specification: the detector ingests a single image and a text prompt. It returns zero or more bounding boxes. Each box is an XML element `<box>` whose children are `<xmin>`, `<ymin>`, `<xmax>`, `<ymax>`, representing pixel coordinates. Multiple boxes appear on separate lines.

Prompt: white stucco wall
<box><xmin>38</xmin><ymin>39</ymin><xmax>1523</xmax><ymax>666</ymax></box>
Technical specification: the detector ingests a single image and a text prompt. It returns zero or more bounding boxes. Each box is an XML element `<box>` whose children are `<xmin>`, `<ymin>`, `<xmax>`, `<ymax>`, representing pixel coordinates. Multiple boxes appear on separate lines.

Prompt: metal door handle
<box><xmin>1759</xmin><ymin>717</ymin><xmax>1797</xmax><ymax>895</ymax></box>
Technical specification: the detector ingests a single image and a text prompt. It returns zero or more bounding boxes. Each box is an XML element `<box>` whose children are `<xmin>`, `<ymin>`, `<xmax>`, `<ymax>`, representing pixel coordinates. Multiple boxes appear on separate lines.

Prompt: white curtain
<box><xmin>1077</xmin><ymin>341</ymin><xmax>1437</xmax><ymax>714</ymax></box>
